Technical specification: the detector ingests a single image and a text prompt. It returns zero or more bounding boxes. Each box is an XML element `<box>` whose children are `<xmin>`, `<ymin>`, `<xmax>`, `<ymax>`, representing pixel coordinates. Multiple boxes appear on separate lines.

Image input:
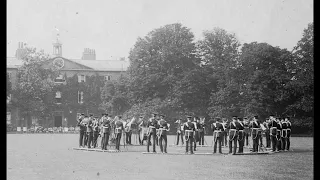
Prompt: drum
<box><xmin>185</xmin><ymin>130</ymin><xmax>193</xmax><ymax>137</ymax></box>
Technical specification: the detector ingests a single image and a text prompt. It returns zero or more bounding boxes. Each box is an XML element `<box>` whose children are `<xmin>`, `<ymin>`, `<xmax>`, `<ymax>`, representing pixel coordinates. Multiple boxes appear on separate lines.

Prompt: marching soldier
<box><xmin>147</xmin><ymin>113</ymin><xmax>158</xmax><ymax>153</ymax></box>
<box><xmin>174</xmin><ymin>119</ymin><xmax>184</xmax><ymax>145</ymax></box>
<box><xmin>114</xmin><ymin>116</ymin><xmax>124</xmax><ymax>151</ymax></box>
<box><xmin>86</xmin><ymin>115</ymin><xmax>94</xmax><ymax>148</ymax></box>
<box><xmin>212</xmin><ymin>117</ymin><xmax>224</xmax><ymax>154</ymax></box>
<box><xmin>249</xmin><ymin>115</ymin><xmax>262</xmax><ymax>152</ymax></box>
<box><xmin>92</xmin><ymin>116</ymin><xmax>100</xmax><ymax>148</ymax></box>
<box><xmin>264</xmin><ymin>118</ymin><xmax>271</xmax><ymax>148</ymax></box>
<box><xmin>227</xmin><ymin>116</ymin><xmax>240</xmax><ymax>155</ymax></box>
<box><xmin>268</xmin><ymin>115</ymin><xmax>278</xmax><ymax>152</ymax></box>
<box><xmin>276</xmin><ymin>117</ymin><xmax>282</xmax><ymax>152</ymax></box>
<box><xmin>158</xmin><ymin>114</ymin><xmax>170</xmax><ymax>153</ymax></box>
<box><xmin>193</xmin><ymin>117</ymin><xmax>200</xmax><ymax>151</ymax></box>
<box><xmin>184</xmin><ymin>115</ymin><xmax>196</xmax><ymax>154</ymax></box>
<box><xmin>243</xmin><ymin>117</ymin><xmax>250</xmax><ymax>147</ymax></box>
<box><xmin>198</xmin><ymin>118</ymin><xmax>205</xmax><ymax>146</ymax></box>
<box><xmin>101</xmin><ymin>113</ymin><xmax>111</xmax><ymax>150</ymax></box>
<box><xmin>237</xmin><ymin>117</ymin><xmax>245</xmax><ymax>153</ymax></box>
<box><xmin>285</xmin><ymin>117</ymin><xmax>291</xmax><ymax>151</ymax></box>
<box><xmin>77</xmin><ymin>113</ymin><xmax>86</xmax><ymax>148</ymax></box>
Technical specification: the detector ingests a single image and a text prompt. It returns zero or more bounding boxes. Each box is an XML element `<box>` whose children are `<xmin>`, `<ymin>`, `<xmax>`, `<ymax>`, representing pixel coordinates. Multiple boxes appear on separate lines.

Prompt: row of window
<box><xmin>55</xmin><ymin>75</ymin><xmax>111</xmax><ymax>83</ymax></box>
<box><xmin>55</xmin><ymin>91</ymin><xmax>84</xmax><ymax>104</ymax></box>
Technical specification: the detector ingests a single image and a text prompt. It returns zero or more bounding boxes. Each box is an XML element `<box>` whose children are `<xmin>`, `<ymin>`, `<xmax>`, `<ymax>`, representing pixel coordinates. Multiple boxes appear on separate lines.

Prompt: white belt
<box><xmin>149</xmin><ymin>126</ymin><xmax>155</xmax><ymax>128</ymax></box>
<box><xmin>238</xmin><ymin>130</ymin><xmax>244</xmax><ymax>132</ymax></box>
<box><xmin>185</xmin><ymin>130</ymin><xmax>193</xmax><ymax>132</ymax></box>
<box><xmin>159</xmin><ymin>128</ymin><xmax>168</xmax><ymax>131</ymax></box>
<box><xmin>214</xmin><ymin>130</ymin><xmax>222</xmax><ymax>132</ymax></box>
<box><xmin>229</xmin><ymin>129</ymin><xmax>237</xmax><ymax>131</ymax></box>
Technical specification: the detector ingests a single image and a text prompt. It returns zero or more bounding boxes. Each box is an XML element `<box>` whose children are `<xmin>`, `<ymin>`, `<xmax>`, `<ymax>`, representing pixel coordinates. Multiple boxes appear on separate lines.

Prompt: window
<box><xmin>55</xmin><ymin>74</ymin><xmax>65</xmax><ymax>83</ymax></box>
<box><xmin>7</xmin><ymin>94</ymin><xmax>12</xmax><ymax>104</ymax></box>
<box><xmin>7</xmin><ymin>112</ymin><xmax>11</xmax><ymax>125</ymax></box>
<box><xmin>56</xmin><ymin>91</ymin><xmax>62</xmax><ymax>104</ymax></box>
<box><xmin>104</xmin><ymin>75</ymin><xmax>111</xmax><ymax>81</ymax></box>
<box><xmin>78</xmin><ymin>91</ymin><xmax>84</xmax><ymax>104</ymax></box>
<box><xmin>7</xmin><ymin>72</ymin><xmax>12</xmax><ymax>82</ymax></box>
<box><xmin>78</xmin><ymin>75</ymin><xmax>86</xmax><ymax>83</ymax></box>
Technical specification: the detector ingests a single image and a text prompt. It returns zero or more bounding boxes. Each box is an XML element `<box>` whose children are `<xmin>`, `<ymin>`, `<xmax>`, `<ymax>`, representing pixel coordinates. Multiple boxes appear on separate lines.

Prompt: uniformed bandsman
<box><xmin>100</xmin><ymin>113</ymin><xmax>108</xmax><ymax>148</ymax></box>
<box><xmin>276</xmin><ymin>117</ymin><xmax>282</xmax><ymax>152</ymax></box>
<box><xmin>114</xmin><ymin>116</ymin><xmax>124</xmax><ymax>151</ymax></box>
<box><xmin>221</xmin><ymin>118</ymin><xmax>228</xmax><ymax>147</ymax></box>
<box><xmin>101</xmin><ymin>113</ymin><xmax>111</xmax><ymax>150</ymax></box>
<box><xmin>243</xmin><ymin>117</ymin><xmax>250</xmax><ymax>147</ymax></box>
<box><xmin>212</xmin><ymin>117</ymin><xmax>224</xmax><ymax>154</ymax></box>
<box><xmin>249</xmin><ymin>115</ymin><xmax>262</xmax><ymax>152</ymax></box>
<box><xmin>227</xmin><ymin>116</ymin><xmax>240</xmax><ymax>155</ymax></box>
<box><xmin>147</xmin><ymin>113</ymin><xmax>158</xmax><ymax>153</ymax></box>
<box><xmin>138</xmin><ymin>116</ymin><xmax>147</xmax><ymax>145</ymax></box>
<box><xmin>198</xmin><ymin>118</ymin><xmax>205</xmax><ymax>146</ymax></box>
<box><xmin>285</xmin><ymin>117</ymin><xmax>291</xmax><ymax>151</ymax></box>
<box><xmin>77</xmin><ymin>113</ymin><xmax>86</xmax><ymax>148</ymax></box>
<box><xmin>280</xmin><ymin>118</ymin><xmax>287</xmax><ymax>151</ymax></box>
<box><xmin>86</xmin><ymin>115</ymin><xmax>94</xmax><ymax>148</ymax></box>
<box><xmin>158</xmin><ymin>114</ymin><xmax>169</xmax><ymax>153</ymax></box>
<box><xmin>264</xmin><ymin>118</ymin><xmax>271</xmax><ymax>148</ymax></box>
<box><xmin>125</xmin><ymin>119</ymin><xmax>132</xmax><ymax>145</ymax></box>
<box><xmin>92</xmin><ymin>116</ymin><xmax>100</xmax><ymax>148</ymax></box>
<box><xmin>193</xmin><ymin>117</ymin><xmax>200</xmax><ymax>151</ymax></box>
<box><xmin>268</xmin><ymin>115</ymin><xmax>278</xmax><ymax>152</ymax></box>
<box><xmin>174</xmin><ymin>119</ymin><xmax>184</xmax><ymax>145</ymax></box>
<box><xmin>184</xmin><ymin>115</ymin><xmax>196</xmax><ymax>154</ymax></box>
<box><xmin>237</xmin><ymin>117</ymin><xmax>245</xmax><ymax>153</ymax></box>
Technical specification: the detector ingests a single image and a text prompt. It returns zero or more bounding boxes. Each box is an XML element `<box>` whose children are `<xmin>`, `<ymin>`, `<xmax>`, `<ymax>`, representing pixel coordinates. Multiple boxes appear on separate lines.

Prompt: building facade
<box><xmin>7</xmin><ymin>39</ymin><xmax>129</xmax><ymax>128</ymax></box>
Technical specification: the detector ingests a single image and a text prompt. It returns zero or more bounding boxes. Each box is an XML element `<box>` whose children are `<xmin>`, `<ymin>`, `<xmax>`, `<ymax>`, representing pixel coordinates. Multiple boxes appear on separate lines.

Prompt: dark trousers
<box><xmin>213</xmin><ymin>136</ymin><xmax>222</xmax><ymax>153</ymax></box>
<box><xmin>102</xmin><ymin>133</ymin><xmax>109</xmax><ymax>150</ymax></box>
<box><xmin>176</xmin><ymin>132</ymin><xmax>184</xmax><ymax>145</ymax></box>
<box><xmin>185</xmin><ymin>136</ymin><xmax>194</xmax><ymax>153</ymax></box>
<box><xmin>238</xmin><ymin>132</ymin><xmax>244</xmax><ymax>153</ymax></box>
<box><xmin>93</xmin><ymin>131</ymin><xmax>99</xmax><ymax>148</ymax></box>
<box><xmin>229</xmin><ymin>136</ymin><xmax>238</xmax><ymax>154</ymax></box>
<box><xmin>115</xmin><ymin>133</ymin><xmax>122</xmax><ymax>150</ymax></box>
<box><xmin>259</xmin><ymin>134</ymin><xmax>263</xmax><ymax>146</ymax></box>
<box><xmin>286</xmin><ymin>137</ymin><xmax>290</xmax><ymax>150</ymax></box>
<box><xmin>84</xmin><ymin>132</ymin><xmax>88</xmax><ymax>146</ymax></box>
<box><xmin>252</xmin><ymin>135</ymin><xmax>260</xmax><ymax>152</ymax></box>
<box><xmin>126</xmin><ymin>132</ymin><xmax>132</xmax><ymax>144</ymax></box>
<box><xmin>276</xmin><ymin>136</ymin><xmax>282</xmax><ymax>151</ymax></box>
<box><xmin>147</xmin><ymin>129</ymin><xmax>156</xmax><ymax>152</ymax></box>
<box><xmin>222</xmin><ymin>131</ymin><xmax>228</xmax><ymax>146</ymax></box>
<box><xmin>271</xmin><ymin>135</ymin><xmax>277</xmax><ymax>151</ymax></box>
<box><xmin>87</xmin><ymin>132</ymin><xmax>93</xmax><ymax>148</ymax></box>
<box><xmin>266</xmin><ymin>131</ymin><xmax>271</xmax><ymax>148</ymax></box>
<box><xmin>281</xmin><ymin>137</ymin><xmax>286</xmax><ymax>150</ymax></box>
<box><xmin>159</xmin><ymin>135</ymin><xmax>167</xmax><ymax>153</ymax></box>
<box><xmin>199</xmin><ymin>132</ymin><xmax>205</xmax><ymax>145</ymax></box>
<box><xmin>244</xmin><ymin>133</ymin><xmax>249</xmax><ymax>146</ymax></box>
<box><xmin>156</xmin><ymin>136</ymin><xmax>159</xmax><ymax>146</ymax></box>
<box><xmin>79</xmin><ymin>131</ymin><xmax>85</xmax><ymax>147</ymax></box>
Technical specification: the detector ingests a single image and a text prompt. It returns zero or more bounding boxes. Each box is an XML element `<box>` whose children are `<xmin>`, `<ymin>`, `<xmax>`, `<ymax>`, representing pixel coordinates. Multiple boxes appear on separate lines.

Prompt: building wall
<box><xmin>7</xmin><ymin>68</ymin><xmax>19</xmax><ymax>89</ymax></box>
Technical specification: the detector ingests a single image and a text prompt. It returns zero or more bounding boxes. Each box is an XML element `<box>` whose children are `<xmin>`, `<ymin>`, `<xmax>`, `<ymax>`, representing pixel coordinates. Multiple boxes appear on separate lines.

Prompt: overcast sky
<box><xmin>7</xmin><ymin>0</ymin><xmax>313</xmax><ymax>60</ymax></box>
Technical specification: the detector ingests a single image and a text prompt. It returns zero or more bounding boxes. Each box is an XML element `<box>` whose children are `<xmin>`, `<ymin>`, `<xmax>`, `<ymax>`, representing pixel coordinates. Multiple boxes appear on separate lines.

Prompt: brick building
<box><xmin>7</xmin><ymin>39</ymin><xmax>129</xmax><ymax>128</ymax></box>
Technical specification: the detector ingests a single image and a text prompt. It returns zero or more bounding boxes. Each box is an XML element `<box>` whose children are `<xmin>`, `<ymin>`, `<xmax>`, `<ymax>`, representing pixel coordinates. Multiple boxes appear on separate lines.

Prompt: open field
<box><xmin>7</xmin><ymin>134</ymin><xmax>313</xmax><ymax>180</ymax></box>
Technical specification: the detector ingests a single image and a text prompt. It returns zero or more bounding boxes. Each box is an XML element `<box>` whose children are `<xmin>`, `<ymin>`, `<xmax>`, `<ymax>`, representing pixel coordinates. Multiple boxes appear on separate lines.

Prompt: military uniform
<box><xmin>249</xmin><ymin>116</ymin><xmax>262</xmax><ymax>152</ymax></box>
<box><xmin>125</xmin><ymin>120</ymin><xmax>132</xmax><ymax>145</ymax></box>
<box><xmin>193</xmin><ymin>119</ymin><xmax>200</xmax><ymax>151</ymax></box>
<box><xmin>198</xmin><ymin>121</ymin><xmax>205</xmax><ymax>145</ymax></box>
<box><xmin>285</xmin><ymin>118</ymin><xmax>291</xmax><ymax>151</ymax></box>
<box><xmin>175</xmin><ymin>119</ymin><xmax>184</xmax><ymax>145</ymax></box>
<box><xmin>221</xmin><ymin>120</ymin><xmax>228</xmax><ymax>147</ymax></box>
<box><xmin>77</xmin><ymin>114</ymin><xmax>86</xmax><ymax>147</ymax></box>
<box><xmin>92</xmin><ymin>117</ymin><xmax>100</xmax><ymax>148</ymax></box>
<box><xmin>276</xmin><ymin>119</ymin><xmax>282</xmax><ymax>151</ymax></box>
<box><xmin>237</xmin><ymin>118</ymin><xmax>245</xmax><ymax>153</ymax></box>
<box><xmin>263</xmin><ymin>119</ymin><xmax>271</xmax><ymax>148</ymax></box>
<box><xmin>114</xmin><ymin>118</ymin><xmax>124</xmax><ymax>150</ymax></box>
<box><xmin>281</xmin><ymin>120</ymin><xmax>287</xmax><ymax>151</ymax></box>
<box><xmin>101</xmin><ymin>115</ymin><xmax>111</xmax><ymax>150</ymax></box>
<box><xmin>147</xmin><ymin>113</ymin><xmax>158</xmax><ymax>152</ymax></box>
<box><xmin>139</xmin><ymin>119</ymin><xmax>148</xmax><ymax>145</ymax></box>
<box><xmin>212</xmin><ymin>118</ymin><xmax>224</xmax><ymax>153</ymax></box>
<box><xmin>158</xmin><ymin>115</ymin><xmax>169</xmax><ymax>153</ymax></box>
<box><xmin>243</xmin><ymin>118</ymin><xmax>250</xmax><ymax>147</ymax></box>
<box><xmin>184</xmin><ymin>116</ymin><xmax>196</xmax><ymax>154</ymax></box>
<box><xmin>268</xmin><ymin>116</ymin><xmax>278</xmax><ymax>152</ymax></box>
<box><xmin>86</xmin><ymin>117</ymin><xmax>93</xmax><ymax>148</ymax></box>
<box><xmin>227</xmin><ymin>117</ymin><xmax>240</xmax><ymax>154</ymax></box>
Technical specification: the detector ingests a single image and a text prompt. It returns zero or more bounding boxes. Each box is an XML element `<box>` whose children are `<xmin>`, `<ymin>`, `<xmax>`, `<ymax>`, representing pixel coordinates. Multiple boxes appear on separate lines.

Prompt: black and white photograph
<box><xmin>7</xmin><ymin>0</ymin><xmax>313</xmax><ymax>179</ymax></box>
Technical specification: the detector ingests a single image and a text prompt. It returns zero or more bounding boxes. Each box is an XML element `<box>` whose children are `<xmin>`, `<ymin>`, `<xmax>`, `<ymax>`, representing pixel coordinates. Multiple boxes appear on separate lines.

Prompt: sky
<box><xmin>7</xmin><ymin>0</ymin><xmax>313</xmax><ymax>60</ymax></box>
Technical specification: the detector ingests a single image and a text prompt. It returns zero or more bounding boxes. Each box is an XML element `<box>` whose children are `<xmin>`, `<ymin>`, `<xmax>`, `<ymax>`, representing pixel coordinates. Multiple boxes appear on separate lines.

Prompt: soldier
<box><xmin>276</xmin><ymin>117</ymin><xmax>282</xmax><ymax>152</ymax></box>
<box><xmin>264</xmin><ymin>118</ymin><xmax>271</xmax><ymax>148</ymax></box>
<box><xmin>221</xmin><ymin>118</ymin><xmax>228</xmax><ymax>147</ymax></box>
<box><xmin>86</xmin><ymin>115</ymin><xmax>94</xmax><ymax>148</ymax></box>
<box><xmin>285</xmin><ymin>117</ymin><xmax>291</xmax><ymax>151</ymax></box>
<box><xmin>212</xmin><ymin>117</ymin><xmax>224</xmax><ymax>154</ymax></box>
<box><xmin>100</xmin><ymin>113</ymin><xmax>108</xmax><ymax>148</ymax></box>
<box><xmin>82</xmin><ymin>116</ymin><xmax>89</xmax><ymax>147</ymax></box>
<box><xmin>138</xmin><ymin>116</ymin><xmax>148</xmax><ymax>145</ymax></box>
<box><xmin>249</xmin><ymin>115</ymin><xmax>262</xmax><ymax>152</ymax></box>
<box><xmin>198</xmin><ymin>118</ymin><xmax>205</xmax><ymax>146</ymax></box>
<box><xmin>158</xmin><ymin>114</ymin><xmax>170</xmax><ymax>153</ymax></box>
<box><xmin>125</xmin><ymin>119</ymin><xmax>132</xmax><ymax>145</ymax></box>
<box><xmin>147</xmin><ymin>113</ymin><xmax>158</xmax><ymax>153</ymax></box>
<box><xmin>114</xmin><ymin>116</ymin><xmax>124</xmax><ymax>151</ymax></box>
<box><xmin>77</xmin><ymin>113</ymin><xmax>86</xmax><ymax>148</ymax></box>
<box><xmin>174</xmin><ymin>119</ymin><xmax>184</xmax><ymax>145</ymax></box>
<box><xmin>281</xmin><ymin>118</ymin><xmax>287</xmax><ymax>151</ymax></box>
<box><xmin>101</xmin><ymin>113</ymin><xmax>111</xmax><ymax>150</ymax></box>
<box><xmin>184</xmin><ymin>115</ymin><xmax>196</xmax><ymax>154</ymax></box>
<box><xmin>268</xmin><ymin>115</ymin><xmax>278</xmax><ymax>152</ymax></box>
<box><xmin>237</xmin><ymin>117</ymin><xmax>245</xmax><ymax>153</ymax></box>
<box><xmin>193</xmin><ymin>117</ymin><xmax>200</xmax><ymax>151</ymax></box>
<box><xmin>92</xmin><ymin>116</ymin><xmax>100</xmax><ymax>148</ymax></box>
<box><xmin>227</xmin><ymin>116</ymin><xmax>240</xmax><ymax>155</ymax></box>
<box><xmin>243</xmin><ymin>117</ymin><xmax>250</xmax><ymax>147</ymax></box>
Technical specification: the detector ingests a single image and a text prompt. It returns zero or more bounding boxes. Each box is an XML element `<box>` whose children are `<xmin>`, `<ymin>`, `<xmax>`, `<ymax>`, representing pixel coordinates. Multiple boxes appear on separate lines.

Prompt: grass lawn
<box><xmin>7</xmin><ymin>134</ymin><xmax>313</xmax><ymax>180</ymax></box>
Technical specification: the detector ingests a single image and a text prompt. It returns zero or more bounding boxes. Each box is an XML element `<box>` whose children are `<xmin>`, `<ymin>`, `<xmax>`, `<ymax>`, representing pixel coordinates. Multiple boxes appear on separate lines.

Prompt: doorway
<box><xmin>54</xmin><ymin>116</ymin><xmax>62</xmax><ymax>127</ymax></box>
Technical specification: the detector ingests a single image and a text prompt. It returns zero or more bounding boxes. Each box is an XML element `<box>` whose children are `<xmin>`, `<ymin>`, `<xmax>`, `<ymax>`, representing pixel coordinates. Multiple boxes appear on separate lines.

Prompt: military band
<box><xmin>184</xmin><ymin>116</ymin><xmax>196</xmax><ymax>154</ymax></box>
<box><xmin>212</xmin><ymin>118</ymin><xmax>224</xmax><ymax>154</ymax></box>
<box><xmin>147</xmin><ymin>113</ymin><xmax>158</xmax><ymax>153</ymax></box>
<box><xmin>249</xmin><ymin>116</ymin><xmax>262</xmax><ymax>152</ymax></box>
<box><xmin>174</xmin><ymin>119</ymin><xmax>184</xmax><ymax>145</ymax></box>
<box><xmin>227</xmin><ymin>116</ymin><xmax>240</xmax><ymax>155</ymax></box>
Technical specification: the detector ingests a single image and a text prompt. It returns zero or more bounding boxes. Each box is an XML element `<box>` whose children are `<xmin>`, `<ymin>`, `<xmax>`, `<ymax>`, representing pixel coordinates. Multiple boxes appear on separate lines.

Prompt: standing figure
<box><xmin>86</xmin><ymin>115</ymin><xmax>94</xmax><ymax>148</ymax></box>
<box><xmin>158</xmin><ymin>114</ymin><xmax>169</xmax><ymax>153</ymax></box>
<box><xmin>198</xmin><ymin>118</ymin><xmax>205</xmax><ymax>146</ymax></box>
<box><xmin>285</xmin><ymin>117</ymin><xmax>291</xmax><ymax>151</ymax></box>
<box><xmin>237</xmin><ymin>117</ymin><xmax>245</xmax><ymax>153</ymax></box>
<box><xmin>184</xmin><ymin>115</ymin><xmax>196</xmax><ymax>154</ymax></box>
<box><xmin>100</xmin><ymin>113</ymin><xmax>108</xmax><ymax>148</ymax></box>
<box><xmin>281</xmin><ymin>118</ymin><xmax>287</xmax><ymax>151</ymax></box>
<box><xmin>243</xmin><ymin>117</ymin><xmax>250</xmax><ymax>147</ymax></box>
<box><xmin>264</xmin><ymin>118</ymin><xmax>271</xmax><ymax>148</ymax></box>
<box><xmin>174</xmin><ymin>119</ymin><xmax>184</xmax><ymax>145</ymax></box>
<box><xmin>114</xmin><ymin>116</ymin><xmax>124</xmax><ymax>151</ymax></box>
<box><xmin>125</xmin><ymin>119</ymin><xmax>132</xmax><ymax>145</ymax></box>
<box><xmin>92</xmin><ymin>117</ymin><xmax>100</xmax><ymax>148</ymax></box>
<box><xmin>227</xmin><ymin>116</ymin><xmax>240</xmax><ymax>155</ymax></box>
<box><xmin>249</xmin><ymin>116</ymin><xmax>262</xmax><ymax>152</ymax></box>
<box><xmin>221</xmin><ymin>119</ymin><xmax>228</xmax><ymax>147</ymax></box>
<box><xmin>147</xmin><ymin>113</ymin><xmax>158</xmax><ymax>153</ymax></box>
<box><xmin>139</xmin><ymin>116</ymin><xmax>148</xmax><ymax>145</ymax></box>
<box><xmin>77</xmin><ymin>113</ymin><xmax>85</xmax><ymax>148</ymax></box>
<box><xmin>101</xmin><ymin>114</ymin><xmax>111</xmax><ymax>150</ymax></box>
<box><xmin>268</xmin><ymin>115</ymin><xmax>278</xmax><ymax>152</ymax></box>
<box><xmin>276</xmin><ymin>118</ymin><xmax>282</xmax><ymax>152</ymax></box>
<box><xmin>193</xmin><ymin>117</ymin><xmax>200</xmax><ymax>151</ymax></box>
<box><xmin>212</xmin><ymin>118</ymin><xmax>224</xmax><ymax>154</ymax></box>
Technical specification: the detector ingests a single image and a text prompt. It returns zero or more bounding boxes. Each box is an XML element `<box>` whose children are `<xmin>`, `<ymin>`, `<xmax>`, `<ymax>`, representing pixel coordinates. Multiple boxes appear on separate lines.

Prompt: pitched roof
<box><xmin>6</xmin><ymin>57</ymin><xmax>130</xmax><ymax>72</ymax></box>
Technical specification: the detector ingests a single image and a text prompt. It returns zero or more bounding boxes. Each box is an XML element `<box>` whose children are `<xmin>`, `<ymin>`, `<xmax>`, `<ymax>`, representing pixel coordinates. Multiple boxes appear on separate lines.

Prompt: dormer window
<box><xmin>56</xmin><ymin>91</ymin><xmax>62</xmax><ymax>104</ymax></box>
<box><xmin>104</xmin><ymin>75</ymin><xmax>111</xmax><ymax>81</ymax></box>
<box><xmin>55</xmin><ymin>74</ymin><xmax>66</xmax><ymax>84</ymax></box>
